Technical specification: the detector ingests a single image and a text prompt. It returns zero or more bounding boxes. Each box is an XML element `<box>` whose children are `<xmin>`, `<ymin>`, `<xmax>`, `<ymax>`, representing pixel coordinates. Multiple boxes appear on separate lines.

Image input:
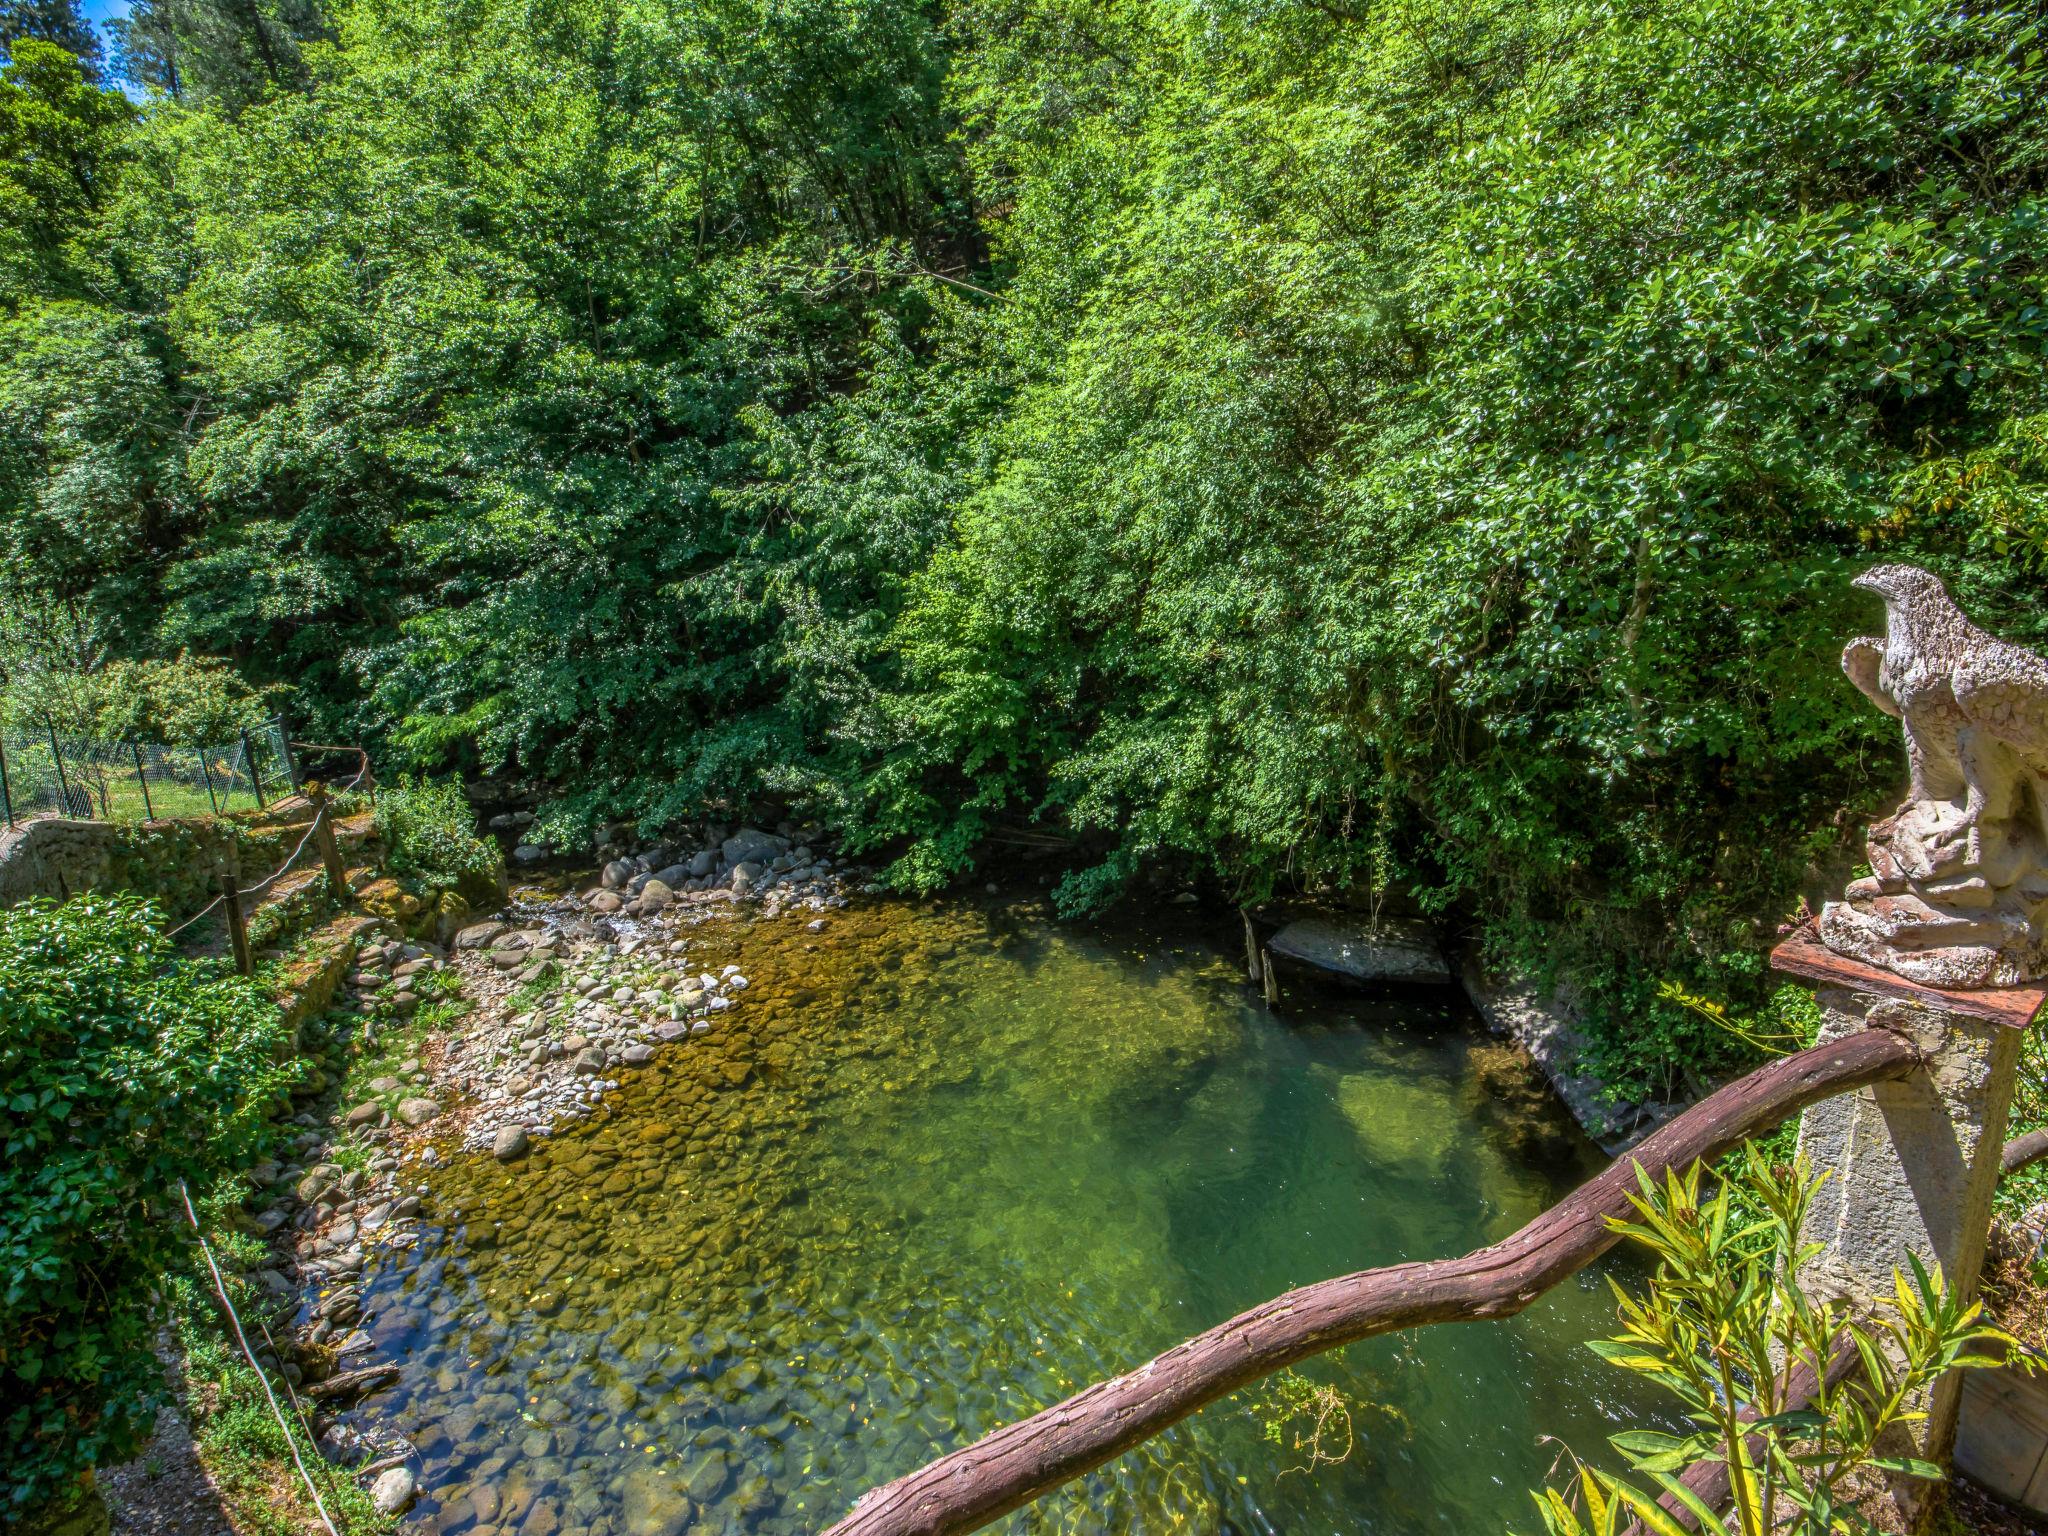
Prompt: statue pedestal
<box><xmin>1772</xmin><ymin>924</ymin><xmax>2046</xmax><ymax>1528</ymax></box>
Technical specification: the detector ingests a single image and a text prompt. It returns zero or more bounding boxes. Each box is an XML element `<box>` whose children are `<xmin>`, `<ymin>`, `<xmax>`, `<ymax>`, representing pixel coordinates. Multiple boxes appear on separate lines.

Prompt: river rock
<box><xmin>371</xmin><ymin>1465</ymin><xmax>417</xmax><ymax>1515</ymax></box>
<box><xmin>512</xmin><ymin>844</ymin><xmax>547</xmax><ymax>866</ymax></box>
<box><xmin>492</xmin><ymin>1125</ymin><xmax>531</xmax><ymax>1161</ymax></box>
<box><xmin>602</xmin><ymin>859</ymin><xmax>635</xmax><ymax>889</ymax></box>
<box><xmin>683</xmin><ymin>1449</ymin><xmax>733</xmax><ymax>1504</ymax></box>
<box><xmin>721</xmin><ymin>827</ymin><xmax>788</xmax><ymax>866</ymax></box>
<box><xmin>396</xmin><ymin>1097</ymin><xmax>440</xmax><ymax>1127</ymax></box>
<box><xmin>641</xmin><ymin>878</ymin><xmax>675</xmax><ymax>907</ymax></box>
<box><xmin>730</xmin><ymin>861</ymin><xmax>765</xmax><ymax>895</ymax></box>
<box><xmin>344</xmin><ymin>1101</ymin><xmax>381</xmax><ymax>1128</ymax></box>
<box><xmin>297</xmin><ymin>1164</ymin><xmax>340</xmax><ymax>1202</ymax></box>
<box><xmin>1266</xmin><ymin>915</ymin><xmax>1451</xmax><ymax>985</ymax></box>
<box><xmin>573</xmin><ymin>1047</ymin><xmax>607</xmax><ymax>1076</ymax></box>
<box><xmin>590</xmin><ymin>891</ymin><xmax>624</xmax><ymax>913</ymax></box>
<box><xmin>621</xmin><ymin>1043</ymin><xmax>656</xmax><ymax>1066</ymax></box>
<box><xmin>687</xmin><ymin>849</ymin><xmax>716</xmax><ymax>878</ymax></box>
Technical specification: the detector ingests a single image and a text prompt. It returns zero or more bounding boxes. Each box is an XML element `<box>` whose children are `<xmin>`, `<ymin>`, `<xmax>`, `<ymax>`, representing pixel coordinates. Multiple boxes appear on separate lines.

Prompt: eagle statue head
<box><xmin>1852</xmin><ymin>563</ymin><xmax>1950</xmax><ymax>610</ymax></box>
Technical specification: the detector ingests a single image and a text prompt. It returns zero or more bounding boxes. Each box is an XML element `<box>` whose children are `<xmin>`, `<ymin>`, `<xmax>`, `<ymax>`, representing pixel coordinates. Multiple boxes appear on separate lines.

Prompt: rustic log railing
<box><xmin>825</xmin><ymin>1026</ymin><xmax>1925</xmax><ymax>1536</ymax></box>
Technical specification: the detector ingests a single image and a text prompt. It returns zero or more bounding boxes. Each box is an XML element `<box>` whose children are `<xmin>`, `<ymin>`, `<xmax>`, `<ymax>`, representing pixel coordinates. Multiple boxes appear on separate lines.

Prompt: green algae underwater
<box><xmin>344</xmin><ymin>898</ymin><xmax>1668</xmax><ymax>1534</ymax></box>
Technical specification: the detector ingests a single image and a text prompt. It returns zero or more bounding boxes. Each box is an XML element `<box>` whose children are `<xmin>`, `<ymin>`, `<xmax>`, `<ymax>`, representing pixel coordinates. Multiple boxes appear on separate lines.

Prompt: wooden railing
<box><xmin>825</xmin><ymin>1026</ymin><xmax>1926</xmax><ymax>1536</ymax></box>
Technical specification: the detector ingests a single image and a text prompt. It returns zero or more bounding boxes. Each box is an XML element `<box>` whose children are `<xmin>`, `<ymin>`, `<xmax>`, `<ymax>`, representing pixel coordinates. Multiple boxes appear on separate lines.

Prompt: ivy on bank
<box><xmin>0</xmin><ymin>895</ymin><xmax>298</xmax><ymax>1520</ymax></box>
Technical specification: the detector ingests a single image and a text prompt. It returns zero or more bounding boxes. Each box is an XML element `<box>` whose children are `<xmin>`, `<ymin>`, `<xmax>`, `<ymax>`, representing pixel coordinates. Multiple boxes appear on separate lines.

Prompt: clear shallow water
<box><xmin>346</xmin><ymin>899</ymin><xmax>1664</xmax><ymax>1535</ymax></box>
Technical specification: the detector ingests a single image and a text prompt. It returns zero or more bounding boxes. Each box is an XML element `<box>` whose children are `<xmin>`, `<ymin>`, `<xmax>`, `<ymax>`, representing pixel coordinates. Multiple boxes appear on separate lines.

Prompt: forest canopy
<box><xmin>3</xmin><ymin>0</ymin><xmax>2044</xmax><ymax>1094</ymax></box>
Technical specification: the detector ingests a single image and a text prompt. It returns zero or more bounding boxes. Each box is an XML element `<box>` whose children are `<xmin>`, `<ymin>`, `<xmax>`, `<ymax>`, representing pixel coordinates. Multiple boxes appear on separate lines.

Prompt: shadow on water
<box><xmin>343</xmin><ymin>897</ymin><xmax>1670</xmax><ymax>1536</ymax></box>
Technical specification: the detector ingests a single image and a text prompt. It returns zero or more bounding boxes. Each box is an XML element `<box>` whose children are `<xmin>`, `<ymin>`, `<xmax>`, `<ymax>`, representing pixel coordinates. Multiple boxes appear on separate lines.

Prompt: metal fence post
<box><xmin>132</xmin><ymin>741</ymin><xmax>155</xmax><ymax>821</ymax></box>
<box><xmin>198</xmin><ymin>749</ymin><xmax>221</xmax><ymax>815</ymax></box>
<box><xmin>47</xmin><ymin>718</ymin><xmax>79</xmax><ymax>820</ymax></box>
<box><xmin>219</xmin><ymin>872</ymin><xmax>253</xmax><ymax>977</ymax></box>
<box><xmin>277</xmin><ymin>717</ymin><xmax>303</xmax><ymax>796</ymax></box>
<box><xmin>0</xmin><ymin>733</ymin><xmax>12</xmax><ymax>830</ymax></box>
<box><xmin>241</xmin><ymin>727</ymin><xmax>267</xmax><ymax>809</ymax></box>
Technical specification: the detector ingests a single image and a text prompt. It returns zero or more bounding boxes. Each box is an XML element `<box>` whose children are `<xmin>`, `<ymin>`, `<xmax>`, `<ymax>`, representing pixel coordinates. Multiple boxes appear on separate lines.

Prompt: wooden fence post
<box><xmin>1261</xmin><ymin>948</ymin><xmax>1279</xmax><ymax>1005</ymax></box>
<box><xmin>1243</xmin><ymin>912</ymin><xmax>1261</xmax><ymax>985</ymax></box>
<box><xmin>0</xmin><ymin>733</ymin><xmax>12</xmax><ymax>829</ymax></box>
<box><xmin>1772</xmin><ymin>926</ymin><xmax>2046</xmax><ymax>1529</ymax></box>
<box><xmin>219</xmin><ymin>872</ymin><xmax>253</xmax><ymax>977</ymax></box>
<box><xmin>308</xmin><ymin>785</ymin><xmax>346</xmax><ymax>899</ymax></box>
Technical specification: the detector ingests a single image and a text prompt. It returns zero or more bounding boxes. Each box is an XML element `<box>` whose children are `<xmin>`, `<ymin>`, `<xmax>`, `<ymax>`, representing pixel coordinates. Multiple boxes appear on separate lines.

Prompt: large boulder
<box><xmin>720</xmin><ymin>827</ymin><xmax>789</xmax><ymax>867</ymax></box>
<box><xmin>454</xmin><ymin>921</ymin><xmax>509</xmax><ymax>950</ymax></box>
<box><xmin>492</xmin><ymin>1125</ymin><xmax>530</xmax><ymax>1161</ymax></box>
<box><xmin>1266</xmin><ymin>915</ymin><xmax>1451</xmax><ymax>985</ymax></box>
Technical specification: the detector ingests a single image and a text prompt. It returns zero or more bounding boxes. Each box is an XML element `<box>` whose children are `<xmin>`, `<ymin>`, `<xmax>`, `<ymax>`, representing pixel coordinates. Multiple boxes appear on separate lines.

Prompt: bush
<box><xmin>373</xmin><ymin>775</ymin><xmax>501</xmax><ymax>901</ymax></box>
<box><xmin>1527</xmin><ymin>1150</ymin><xmax>2012</xmax><ymax>1535</ymax></box>
<box><xmin>0</xmin><ymin>895</ymin><xmax>295</xmax><ymax>1523</ymax></box>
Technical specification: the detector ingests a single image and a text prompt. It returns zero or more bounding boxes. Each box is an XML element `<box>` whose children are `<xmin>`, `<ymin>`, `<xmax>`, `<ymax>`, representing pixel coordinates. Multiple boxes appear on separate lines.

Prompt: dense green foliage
<box><xmin>373</xmin><ymin>774</ymin><xmax>502</xmax><ymax>897</ymax></box>
<box><xmin>0</xmin><ymin>896</ymin><xmax>294</xmax><ymax>1520</ymax></box>
<box><xmin>3</xmin><ymin>0</ymin><xmax>2045</xmax><ymax>1093</ymax></box>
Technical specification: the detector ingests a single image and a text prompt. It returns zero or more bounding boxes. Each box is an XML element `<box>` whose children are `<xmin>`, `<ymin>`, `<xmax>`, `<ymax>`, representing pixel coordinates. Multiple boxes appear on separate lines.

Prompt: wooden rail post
<box><xmin>219</xmin><ymin>872</ymin><xmax>253</xmax><ymax>977</ymax></box>
<box><xmin>0</xmin><ymin>732</ymin><xmax>12</xmax><ymax>829</ymax></box>
<box><xmin>1772</xmin><ymin>924</ymin><xmax>2047</xmax><ymax>1530</ymax></box>
<box><xmin>308</xmin><ymin>784</ymin><xmax>346</xmax><ymax>899</ymax></box>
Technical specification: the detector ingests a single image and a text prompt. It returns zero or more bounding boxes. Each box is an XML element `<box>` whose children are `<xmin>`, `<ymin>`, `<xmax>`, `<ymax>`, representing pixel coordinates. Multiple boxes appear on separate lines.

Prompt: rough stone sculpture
<box><xmin>1819</xmin><ymin>563</ymin><xmax>2048</xmax><ymax>988</ymax></box>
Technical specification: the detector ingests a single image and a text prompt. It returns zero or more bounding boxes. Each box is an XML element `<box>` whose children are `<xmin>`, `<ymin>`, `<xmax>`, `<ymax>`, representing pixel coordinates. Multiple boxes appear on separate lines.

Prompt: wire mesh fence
<box><xmin>0</xmin><ymin>718</ymin><xmax>297</xmax><ymax>831</ymax></box>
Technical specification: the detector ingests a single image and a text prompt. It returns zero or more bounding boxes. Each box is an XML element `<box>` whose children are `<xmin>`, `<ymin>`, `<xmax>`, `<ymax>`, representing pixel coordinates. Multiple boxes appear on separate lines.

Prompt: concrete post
<box><xmin>1773</xmin><ymin>925</ymin><xmax>2043</xmax><ymax>1527</ymax></box>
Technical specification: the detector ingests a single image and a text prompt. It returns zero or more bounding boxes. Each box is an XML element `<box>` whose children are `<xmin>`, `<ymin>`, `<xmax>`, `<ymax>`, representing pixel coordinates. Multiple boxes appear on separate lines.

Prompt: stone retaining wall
<box><xmin>0</xmin><ymin>812</ymin><xmax>287</xmax><ymax>924</ymax></box>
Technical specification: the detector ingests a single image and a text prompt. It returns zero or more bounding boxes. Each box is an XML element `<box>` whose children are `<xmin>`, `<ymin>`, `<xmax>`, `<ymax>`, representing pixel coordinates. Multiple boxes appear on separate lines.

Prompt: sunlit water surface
<box><xmin>344</xmin><ymin>899</ymin><xmax>1662</xmax><ymax>1535</ymax></box>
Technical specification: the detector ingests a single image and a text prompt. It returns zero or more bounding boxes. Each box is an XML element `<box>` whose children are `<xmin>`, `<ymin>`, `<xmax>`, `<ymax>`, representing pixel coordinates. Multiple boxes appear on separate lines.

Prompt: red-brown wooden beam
<box><xmin>825</xmin><ymin>1027</ymin><xmax>1923</xmax><ymax>1536</ymax></box>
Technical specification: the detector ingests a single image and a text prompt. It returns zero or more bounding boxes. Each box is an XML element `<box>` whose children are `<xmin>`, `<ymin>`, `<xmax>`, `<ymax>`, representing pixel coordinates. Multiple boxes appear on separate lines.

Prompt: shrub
<box><xmin>1527</xmin><ymin>1149</ymin><xmax>2013</xmax><ymax>1535</ymax></box>
<box><xmin>0</xmin><ymin>895</ymin><xmax>295</xmax><ymax>1523</ymax></box>
<box><xmin>373</xmin><ymin>775</ymin><xmax>501</xmax><ymax>901</ymax></box>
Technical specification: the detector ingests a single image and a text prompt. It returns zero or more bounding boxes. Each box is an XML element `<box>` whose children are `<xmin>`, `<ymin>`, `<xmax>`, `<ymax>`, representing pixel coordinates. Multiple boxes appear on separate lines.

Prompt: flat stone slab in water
<box><xmin>1268</xmin><ymin>916</ymin><xmax>1451</xmax><ymax>985</ymax></box>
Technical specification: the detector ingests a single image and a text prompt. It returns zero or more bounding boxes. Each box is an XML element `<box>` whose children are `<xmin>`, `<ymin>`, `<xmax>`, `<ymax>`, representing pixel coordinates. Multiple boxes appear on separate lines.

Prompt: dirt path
<box><xmin>101</xmin><ymin>1403</ymin><xmax>234</xmax><ymax>1536</ymax></box>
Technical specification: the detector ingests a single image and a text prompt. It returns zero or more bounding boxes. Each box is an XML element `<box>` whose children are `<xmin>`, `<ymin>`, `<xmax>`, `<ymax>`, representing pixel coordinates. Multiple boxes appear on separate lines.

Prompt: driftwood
<box><xmin>302</xmin><ymin>1363</ymin><xmax>399</xmax><ymax>1403</ymax></box>
<box><xmin>825</xmin><ymin>1027</ymin><xmax>1923</xmax><ymax>1536</ymax></box>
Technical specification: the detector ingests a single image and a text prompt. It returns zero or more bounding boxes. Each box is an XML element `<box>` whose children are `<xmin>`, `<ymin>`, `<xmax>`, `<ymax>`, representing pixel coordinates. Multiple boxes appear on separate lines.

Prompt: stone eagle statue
<box><xmin>1820</xmin><ymin>563</ymin><xmax>2048</xmax><ymax>988</ymax></box>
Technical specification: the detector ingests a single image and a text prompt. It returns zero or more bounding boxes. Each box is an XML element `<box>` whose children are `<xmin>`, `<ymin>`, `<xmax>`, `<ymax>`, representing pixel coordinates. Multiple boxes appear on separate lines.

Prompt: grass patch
<box><xmin>165</xmin><ymin>1188</ymin><xmax>390</xmax><ymax>1536</ymax></box>
<box><xmin>327</xmin><ymin>967</ymin><xmax>471</xmax><ymax>1116</ymax></box>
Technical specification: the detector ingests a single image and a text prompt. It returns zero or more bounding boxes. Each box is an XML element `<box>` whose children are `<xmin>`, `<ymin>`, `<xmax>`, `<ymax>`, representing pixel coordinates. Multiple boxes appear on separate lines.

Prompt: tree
<box><xmin>107</xmin><ymin>0</ymin><xmax>327</xmax><ymax>106</ymax></box>
<box><xmin>0</xmin><ymin>38</ymin><xmax>134</xmax><ymax>302</ymax></box>
<box><xmin>0</xmin><ymin>0</ymin><xmax>102</xmax><ymax>81</ymax></box>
